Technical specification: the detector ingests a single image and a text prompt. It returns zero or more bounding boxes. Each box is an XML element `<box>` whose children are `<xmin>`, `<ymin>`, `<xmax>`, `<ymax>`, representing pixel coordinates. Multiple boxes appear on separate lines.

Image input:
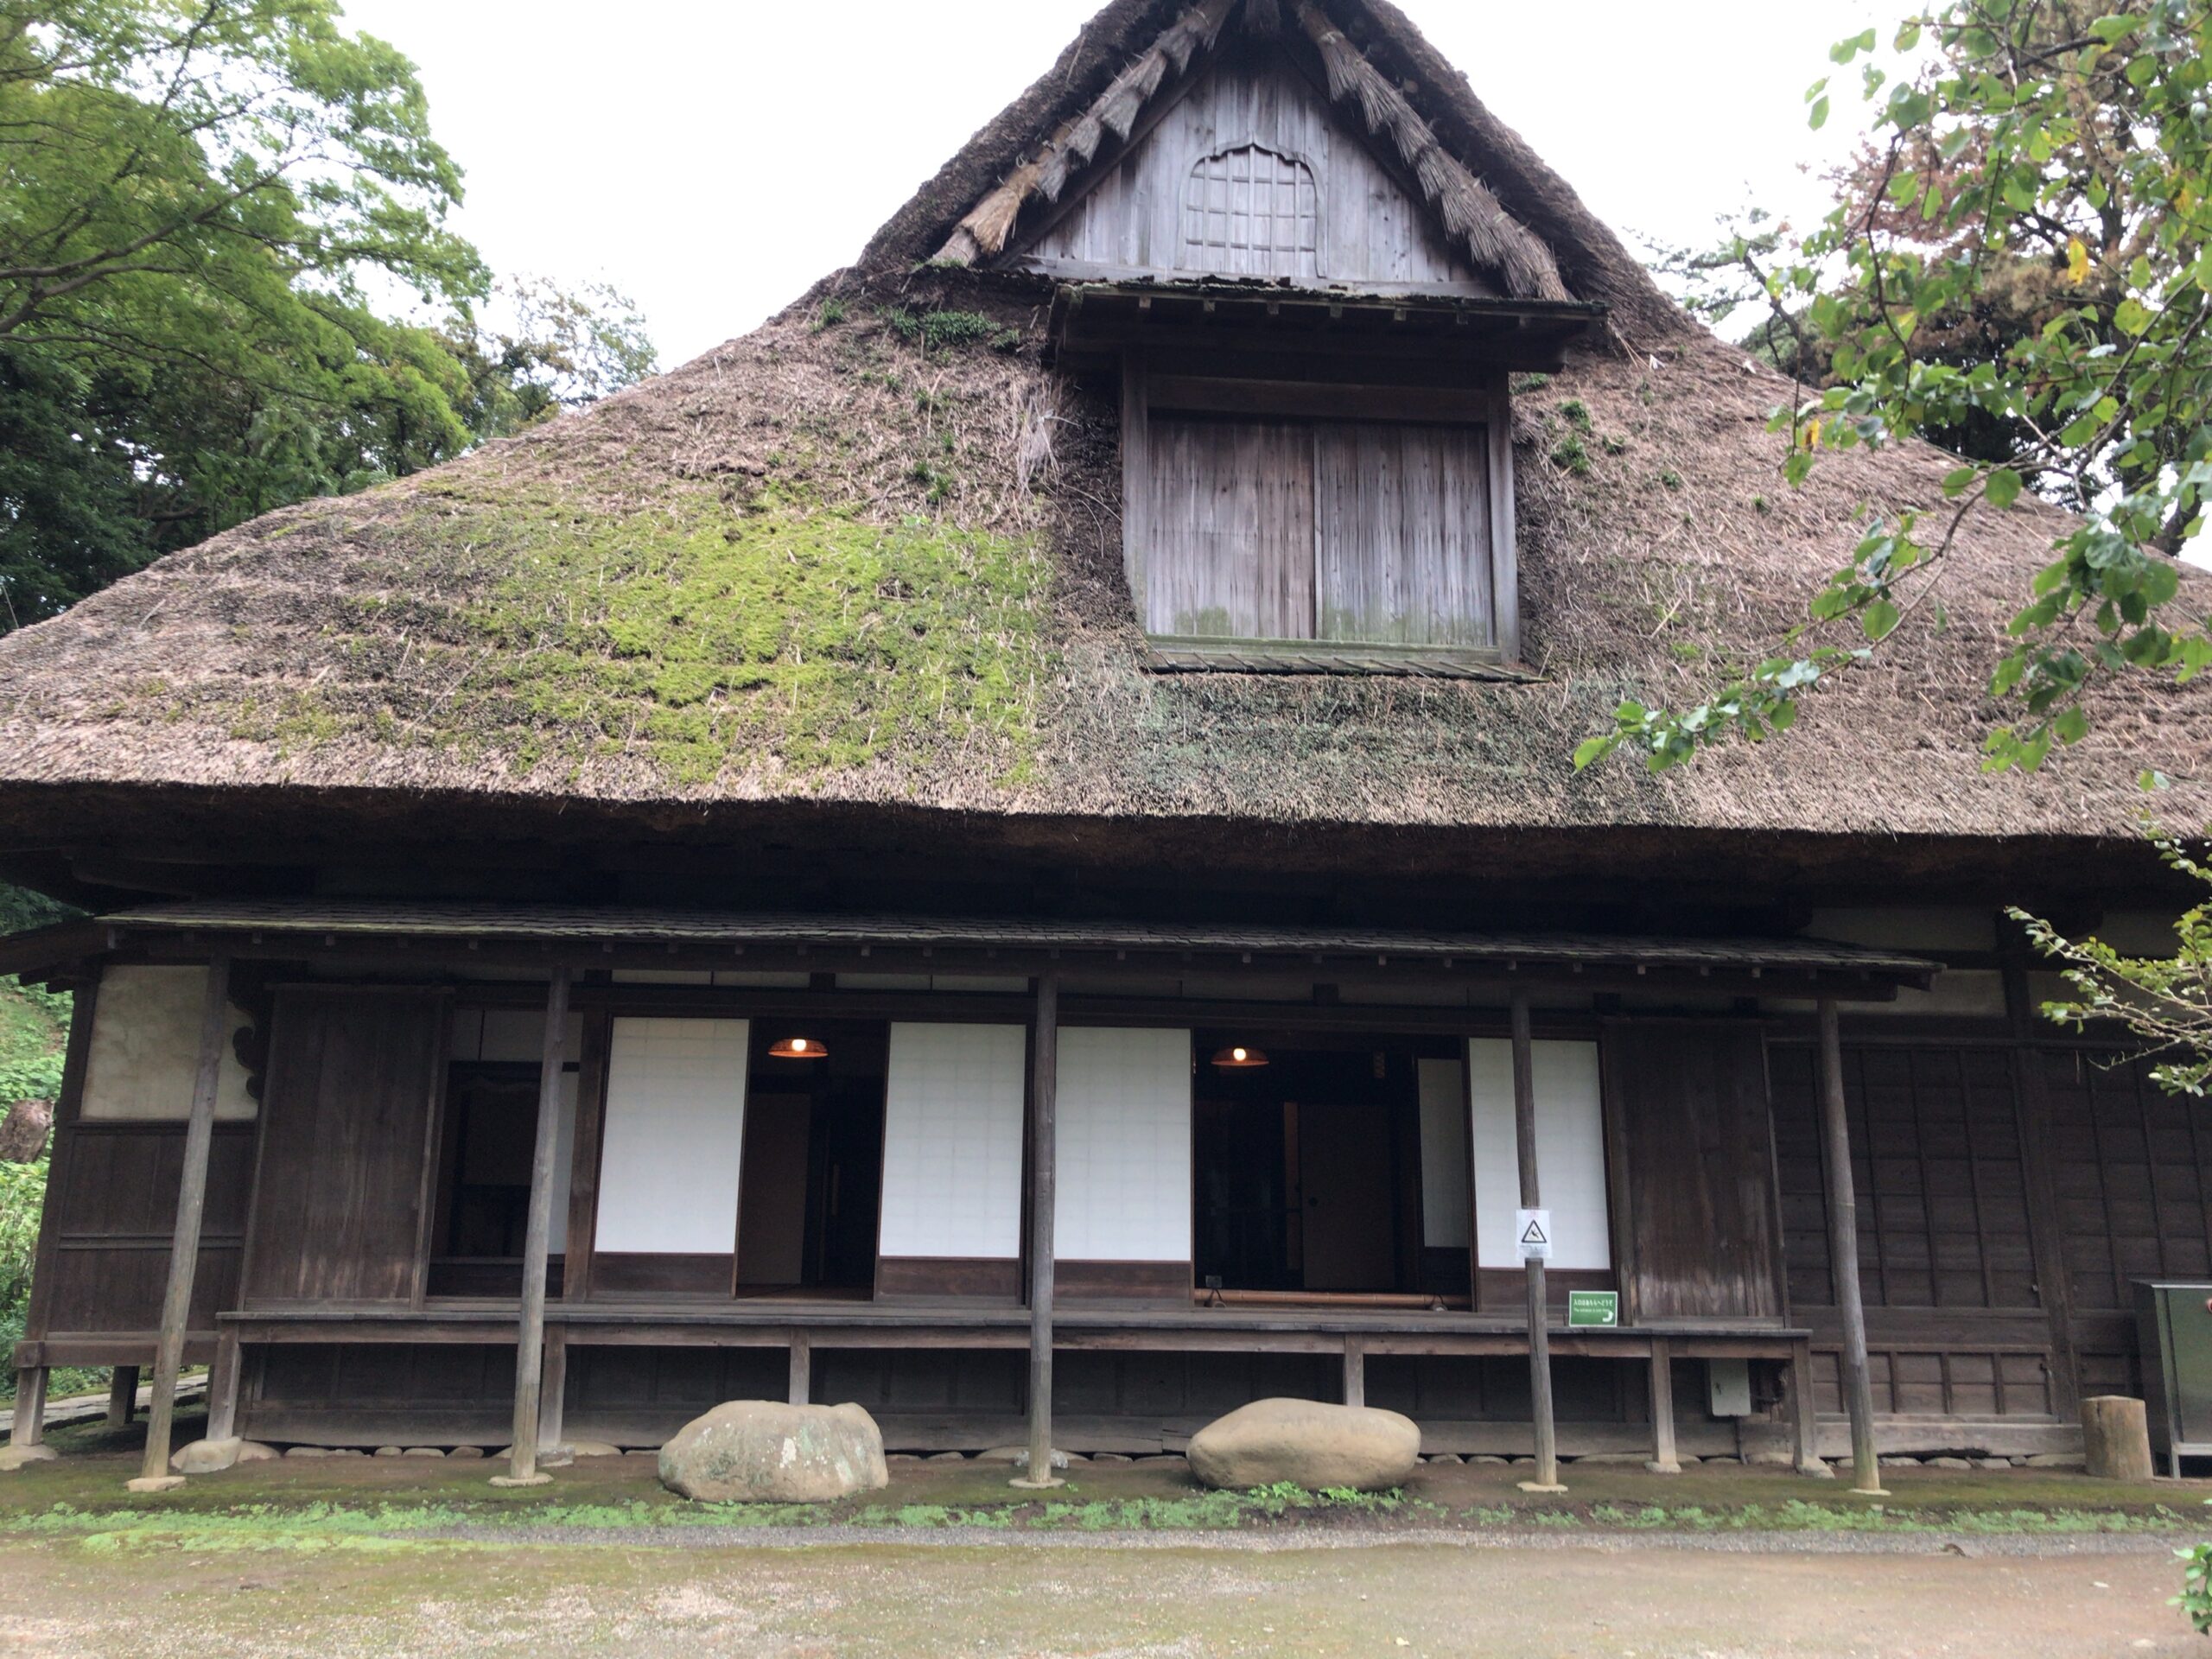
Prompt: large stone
<box><xmin>658</xmin><ymin>1402</ymin><xmax>888</xmax><ymax>1503</ymax></box>
<box><xmin>1185</xmin><ymin>1398</ymin><xmax>1421</xmax><ymax>1493</ymax></box>
<box><xmin>170</xmin><ymin>1438</ymin><xmax>242</xmax><ymax>1475</ymax></box>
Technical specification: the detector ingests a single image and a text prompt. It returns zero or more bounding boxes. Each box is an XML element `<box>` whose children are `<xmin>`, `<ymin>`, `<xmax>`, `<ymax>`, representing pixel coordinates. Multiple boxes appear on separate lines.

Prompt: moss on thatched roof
<box><xmin>0</xmin><ymin>0</ymin><xmax>2203</xmax><ymax>853</ymax></box>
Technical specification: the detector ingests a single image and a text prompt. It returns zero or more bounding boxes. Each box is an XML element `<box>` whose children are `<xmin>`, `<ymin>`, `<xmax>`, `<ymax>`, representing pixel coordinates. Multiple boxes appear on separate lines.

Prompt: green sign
<box><xmin>1567</xmin><ymin>1291</ymin><xmax>1619</xmax><ymax>1328</ymax></box>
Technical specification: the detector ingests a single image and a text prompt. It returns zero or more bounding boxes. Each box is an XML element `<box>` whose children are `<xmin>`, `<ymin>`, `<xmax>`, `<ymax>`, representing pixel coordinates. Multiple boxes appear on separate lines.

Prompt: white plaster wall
<box><xmin>80</xmin><ymin>965</ymin><xmax>257</xmax><ymax>1122</ymax></box>
<box><xmin>879</xmin><ymin>1023</ymin><xmax>1027</xmax><ymax>1261</ymax></box>
<box><xmin>1467</xmin><ymin>1039</ymin><xmax>1611</xmax><ymax>1270</ymax></box>
<box><xmin>1055</xmin><ymin>1027</ymin><xmax>1192</xmax><ymax>1262</ymax></box>
<box><xmin>1417</xmin><ymin>1057</ymin><xmax>1470</xmax><ymax>1249</ymax></box>
<box><xmin>595</xmin><ymin>1017</ymin><xmax>750</xmax><ymax>1254</ymax></box>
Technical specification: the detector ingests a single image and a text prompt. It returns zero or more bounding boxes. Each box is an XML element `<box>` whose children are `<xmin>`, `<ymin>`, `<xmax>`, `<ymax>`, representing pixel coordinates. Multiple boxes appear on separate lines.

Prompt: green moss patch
<box><xmin>386</xmin><ymin>486</ymin><xmax>1049</xmax><ymax>786</ymax></box>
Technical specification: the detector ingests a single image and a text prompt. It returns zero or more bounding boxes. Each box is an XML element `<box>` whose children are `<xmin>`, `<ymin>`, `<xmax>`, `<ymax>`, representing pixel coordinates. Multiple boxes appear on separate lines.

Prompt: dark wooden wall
<box><xmin>1604</xmin><ymin>1023</ymin><xmax>1783</xmax><ymax>1322</ymax></box>
<box><xmin>241</xmin><ymin>989</ymin><xmax>447</xmax><ymax>1307</ymax></box>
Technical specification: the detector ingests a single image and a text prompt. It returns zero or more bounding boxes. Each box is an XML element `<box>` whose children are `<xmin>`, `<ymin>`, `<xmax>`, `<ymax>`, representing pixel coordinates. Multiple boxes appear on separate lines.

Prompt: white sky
<box><xmin>337</xmin><ymin>0</ymin><xmax>1890</xmax><ymax>367</ymax></box>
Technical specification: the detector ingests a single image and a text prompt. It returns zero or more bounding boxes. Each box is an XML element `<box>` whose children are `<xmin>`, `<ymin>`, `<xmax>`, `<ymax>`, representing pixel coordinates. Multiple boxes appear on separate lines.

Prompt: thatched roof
<box><xmin>0</xmin><ymin>0</ymin><xmax>2202</xmax><ymax>876</ymax></box>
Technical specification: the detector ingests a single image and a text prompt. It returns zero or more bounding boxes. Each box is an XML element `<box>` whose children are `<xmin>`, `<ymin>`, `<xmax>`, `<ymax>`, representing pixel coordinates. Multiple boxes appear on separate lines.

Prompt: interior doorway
<box><xmin>1192</xmin><ymin>1033</ymin><xmax>1443</xmax><ymax>1298</ymax></box>
<box><xmin>736</xmin><ymin>1020</ymin><xmax>887</xmax><ymax>1296</ymax></box>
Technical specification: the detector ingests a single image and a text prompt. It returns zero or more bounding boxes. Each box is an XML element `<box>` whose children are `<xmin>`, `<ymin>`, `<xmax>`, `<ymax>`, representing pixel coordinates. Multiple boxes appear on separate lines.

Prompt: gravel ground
<box><xmin>0</xmin><ymin>1535</ymin><xmax>2190</xmax><ymax>1657</ymax></box>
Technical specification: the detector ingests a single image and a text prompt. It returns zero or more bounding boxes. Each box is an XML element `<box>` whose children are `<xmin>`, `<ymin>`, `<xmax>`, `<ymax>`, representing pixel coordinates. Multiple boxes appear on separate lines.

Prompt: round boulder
<box><xmin>1186</xmin><ymin>1398</ymin><xmax>1421</xmax><ymax>1492</ymax></box>
<box><xmin>658</xmin><ymin>1401</ymin><xmax>888</xmax><ymax>1503</ymax></box>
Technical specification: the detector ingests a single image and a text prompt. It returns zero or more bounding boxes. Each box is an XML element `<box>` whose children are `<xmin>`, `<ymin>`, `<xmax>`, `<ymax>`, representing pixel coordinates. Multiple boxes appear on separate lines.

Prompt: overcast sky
<box><xmin>338</xmin><ymin>0</ymin><xmax>1890</xmax><ymax>367</ymax></box>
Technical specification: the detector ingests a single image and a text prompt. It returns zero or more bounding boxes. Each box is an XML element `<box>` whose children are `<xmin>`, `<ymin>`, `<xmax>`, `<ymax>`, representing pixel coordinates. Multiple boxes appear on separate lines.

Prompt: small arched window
<box><xmin>1180</xmin><ymin>143</ymin><xmax>1319</xmax><ymax>280</ymax></box>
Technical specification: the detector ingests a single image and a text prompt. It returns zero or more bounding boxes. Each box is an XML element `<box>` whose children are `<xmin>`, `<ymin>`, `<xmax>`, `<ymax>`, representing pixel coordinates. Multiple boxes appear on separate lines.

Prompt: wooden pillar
<box><xmin>12</xmin><ymin>1366</ymin><xmax>46</xmax><ymax>1448</ymax></box>
<box><xmin>1510</xmin><ymin>991</ymin><xmax>1563</xmax><ymax>1491</ymax></box>
<box><xmin>499</xmin><ymin>968</ymin><xmax>571</xmax><ymax>1487</ymax></box>
<box><xmin>106</xmin><ymin>1365</ymin><xmax>138</xmax><ymax>1428</ymax></box>
<box><xmin>1342</xmin><ymin>1338</ymin><xmax>1366</xmax><ymax>1409</ymax></box>
<box><xmin>1788</xmin><ymin>1335</ymin><xmax>1824</xmax><ymax>1475</ymax></box>
<box><xmin>788</xmin><ymin>1332</ymin><xmax>811</xmax><ymax>1407</ymax></box>
<box><xmin>205</xmin><ymin>1329</ymin><xmax>241</xmax><ymax>1444</ymax></box>
<box><xmin>2004</xmin><ymin>963</ymin><xmax>2082</xmax><ymax>1418</ymax></box>
<box><xmin>1816</xmin><ymin>998</ymin><xmax>1885</xmax><ymax>1496</ymax></box>
<box><xmin>535</xmin><ymin>1328</ymin><xmax>569</xmax><ymax>1462</ymax></box>
<box><xmin>1014</xmin><ymin>971</ymin><xmax>1063</xmax><ymax>1490</ymax></box>
<box><xmin>137</xmin><ymin>955</ymin><xmax>231</xmax><ymax>1488</ymax></box>
<box><xmin>1646</xmin><ymin>1337</ymin><xmax>1679</xmax><ymax>1474</ymax></box>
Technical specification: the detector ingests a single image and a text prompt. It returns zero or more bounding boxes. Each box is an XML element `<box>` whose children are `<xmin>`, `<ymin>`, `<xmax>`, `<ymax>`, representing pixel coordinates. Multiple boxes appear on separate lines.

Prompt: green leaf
<box><xmin>1986</xmin><ymin>468</ymin><xmax>2024</xmax><ymax>510</ymax></box>
<box><xmin>2115</xmin><ymin>297</ymin><xmax>2155</xmax><ymax>336</ymax></box>
<box><xmin>1809</xmin><ymin>95</ymin><xmax>1831</xmax><ymax>130</ymax></box>
<box><xmin>1572</xmin><ymin>737</ymin><xmax>1613</xmax><ymax>772</ymax></box>
<box><xmin>2054</xmin><ymin>706</ymin><xmax>2089</xmax><ymax>745</ymax></box>
<box><xmin>1862</xmin><ymin>599</ymin><xmax>1902</xmax><ymax>642</ymax></box>
<box><xmin>1942</xmin><ymin>466</ymin><xmax>1978</xmax><ymax>499</ymax></box>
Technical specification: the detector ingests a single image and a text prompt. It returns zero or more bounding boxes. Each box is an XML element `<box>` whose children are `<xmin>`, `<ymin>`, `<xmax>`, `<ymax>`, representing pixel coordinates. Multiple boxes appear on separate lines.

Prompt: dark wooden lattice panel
<box><xmin>1181</xmin><ymin>143</ymin><xmax>1321</xmax><ymax>280</ymax></box>
<box><xmin>1770</xmin><ymin>1044</ymin><xmax>2036</xmax><ymax>1312</ymax></box>
<box><xmin>2043</xmin><ymin>1050</ymin><xmax>2212</xmax><ymax>1312</ymax></box>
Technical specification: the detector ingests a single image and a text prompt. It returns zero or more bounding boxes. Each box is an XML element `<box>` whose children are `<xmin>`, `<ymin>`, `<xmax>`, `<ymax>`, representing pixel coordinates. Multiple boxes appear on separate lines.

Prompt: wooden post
<box><xmin>788</xmin><ymin>1332</ymin><xmax>811</xmax><ymax>1407</ymax></box>
<box><xmin>1510</xmin><ymin>992</ymin><xmax>1563</xmax><ymax>1491</ymax></box>
<box><xmin>1788</xmin><ymin>1335</ymin><xmax>1826</xmax><ymax>1476</ymax></box>
<box><xmin>1646</xmin><ymin>1337</ymin><xmax>1679</xmax><ymax>1474</ymax></box>
<box><xmin>1013</xmin><ymin>972</ymin><xmax>1063</xmax><ymax>1490</ymax></box>
<box><xmin>205</xmin><ymin>1329</ymin><xmax>241</xmax><ymax>1444</ymax></box>
<box><xmin>11</xmin><ymin>1366</ymin><xmax>46</xmax><ymax>1447</ymax></box>
<box><xmin>1342</xmin><ymin>1338</ymin><xmax>1366</xmax><ymax>1409</ymax></box>
<box><xmin>2082</xmin><ymin>1395</ymin><xmax>2155</xmax><ymax>1483</ymax></box>
<box><xmin>1816</xmin><ymin>998</ymin><xmax>1885</xmax><ymax>1496</ymax></box>
<box><xmin>136</xmin><ymin>955</ymin><xmax>231</xmax><ymax>1489</ymax></box>
<box><xmin>536</xmin><ymin>1328</ymin><xmax>569</xmax><ymax>1464</ymax></box>
<box><xmin>106</xmin><ymin>1365</ymin><xmax>138</xmax><ymax>1428</ymax></box>
<box><xmin>499</xmin><ymin>968</ymin><xmax>571</xmax><ymax>1487</ymax></box>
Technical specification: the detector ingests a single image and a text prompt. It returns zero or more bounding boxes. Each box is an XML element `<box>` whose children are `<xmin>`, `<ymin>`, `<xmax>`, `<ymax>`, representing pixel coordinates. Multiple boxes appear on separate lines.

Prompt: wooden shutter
<box><xmin>1316</xmin><ymin>423</ymin><xmax>1492</xmax><ymax>647</ymax></box>
<box><xmin>244</xmin><ymin>990</ymin><xmax>445</xmax><ymax>1306</ymax></box>
<box><xmin>1141</xmin><ymin>415</ymin><xmax>1315</xmax><ymax>639</ymax></box>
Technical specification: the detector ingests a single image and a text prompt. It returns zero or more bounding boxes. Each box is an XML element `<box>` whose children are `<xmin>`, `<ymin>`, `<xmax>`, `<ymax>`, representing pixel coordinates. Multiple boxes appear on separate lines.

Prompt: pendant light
<box><xmin>1211</xmin><ymin>1044</ymin><xmax>1269</xmax><ymax>1069</ymax></box>
<box><xmin>769</xmin><ymin>1035</ymin><xmax>830</xmax><ymax>1060</ymax></box>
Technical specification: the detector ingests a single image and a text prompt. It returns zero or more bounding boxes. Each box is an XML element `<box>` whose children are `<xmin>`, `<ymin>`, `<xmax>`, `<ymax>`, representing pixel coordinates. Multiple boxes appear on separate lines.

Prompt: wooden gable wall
<box><xmin>1020</xmin><ymin>45</ymin><xmax>1489</xmax><ymax>295</ymax></box>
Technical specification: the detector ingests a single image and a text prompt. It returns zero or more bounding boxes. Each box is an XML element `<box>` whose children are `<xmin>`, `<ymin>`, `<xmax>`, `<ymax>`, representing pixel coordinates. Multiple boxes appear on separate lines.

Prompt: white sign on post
<box><xmin>1516</xmin><ymin>1208</ymin><xmax>1554</xmax><ymax>1263</ymax></box>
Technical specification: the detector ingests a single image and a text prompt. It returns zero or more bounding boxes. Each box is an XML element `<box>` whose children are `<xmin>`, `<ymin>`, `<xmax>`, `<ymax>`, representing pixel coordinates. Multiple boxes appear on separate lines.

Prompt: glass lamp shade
<box><xmin>768</xmin><ymin>1036</ymin><xmax>830</xmax><ymax>1061</ymax></box>
<box><xmin>1210</xmin><ymin>1044</ymin><xmax>1269</xmax><ymax>1069</ymax></box>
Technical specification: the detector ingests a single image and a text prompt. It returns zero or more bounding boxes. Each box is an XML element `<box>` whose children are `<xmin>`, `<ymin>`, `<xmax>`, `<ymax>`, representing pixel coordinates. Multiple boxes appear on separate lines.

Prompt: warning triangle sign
<box><xmin>1519</xmin><ymin>1217</ymin><xmax>1548</xmax><ymax>1247</ymax></box>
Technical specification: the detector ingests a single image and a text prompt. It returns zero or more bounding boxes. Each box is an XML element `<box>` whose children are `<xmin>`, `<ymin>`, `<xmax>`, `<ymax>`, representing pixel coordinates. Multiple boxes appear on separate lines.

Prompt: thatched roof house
<box><xmin>0</xmin><ymin>0</ymin><xmax>2199</xmax><ymax>915</ymax></box>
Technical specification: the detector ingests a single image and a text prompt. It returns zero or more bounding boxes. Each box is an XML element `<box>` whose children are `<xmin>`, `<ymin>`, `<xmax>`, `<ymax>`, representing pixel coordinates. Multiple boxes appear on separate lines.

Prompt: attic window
<box><xmin>1181</xmin><ymin>144</ymin><xmax>1320</xmax><ymax>282</ymax></box>
<box><xmin>1122</xmin><ymin>358</ymin><xmax>1520</xmax><ymax>675</ymax></box>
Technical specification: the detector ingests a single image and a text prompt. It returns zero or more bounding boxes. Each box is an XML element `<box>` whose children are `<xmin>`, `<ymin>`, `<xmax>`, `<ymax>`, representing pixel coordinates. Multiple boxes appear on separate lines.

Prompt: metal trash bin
<box><xmin>2135</xmin><ymin>1281</ymin><xmax>2212</xmax><ymax>1478</ymax></box>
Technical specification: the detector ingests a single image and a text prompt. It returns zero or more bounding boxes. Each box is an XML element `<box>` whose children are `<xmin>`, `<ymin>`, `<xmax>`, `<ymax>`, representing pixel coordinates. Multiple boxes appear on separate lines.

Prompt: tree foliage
<box><xmin>1584</xmin><ymin>0</ymin><xmax>2212</xmax><ymax>778</ymax></box>
<box><xmin>0</xmin><ymin>2</ymin><xmax>656</xmax><ymax>626</ymax></box>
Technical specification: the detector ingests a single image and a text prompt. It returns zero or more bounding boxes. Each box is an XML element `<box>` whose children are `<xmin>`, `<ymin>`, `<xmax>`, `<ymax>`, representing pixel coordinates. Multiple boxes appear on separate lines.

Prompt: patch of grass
<box><xmin>1549</xmin><ymin>434</ymin><xmax>1592</xmax><ymax>476</ymax></box>
<box><xmin>812</xmin><ymin>297</ymin><xmax>849</xmax><ymax>332</ymax></box>
<box><xmin>884</xmin><ymin>309</ymin><xmax>1022</xmax><ymax>355</ymax></box>
<box><xmin>1559</xmin><ymin>400</ymin><xmax>1592</xmax><ymax>433</ymax></box>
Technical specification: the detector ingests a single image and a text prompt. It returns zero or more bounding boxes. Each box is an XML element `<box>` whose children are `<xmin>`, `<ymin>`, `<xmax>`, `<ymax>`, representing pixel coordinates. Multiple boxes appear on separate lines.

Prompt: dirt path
<box><xmin>0</xmin><ymin>1535</ymin><xmax>2189</xmax><ymax>1657</ymax></box>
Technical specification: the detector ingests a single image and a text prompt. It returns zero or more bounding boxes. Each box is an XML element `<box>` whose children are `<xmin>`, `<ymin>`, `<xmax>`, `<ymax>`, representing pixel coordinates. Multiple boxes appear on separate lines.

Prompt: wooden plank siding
<box><xmin>1141</xmin><ymin>415</ymin><xmax>1315</xmax><ymax>639</ymax></box>
<box><xmin>1025</xmin><ymin>46</ymin><xmax>1486</xmax><ymax>292</ymax></box>
<box><xmin>1602</xmin><ymin>1024</ymin><xmax>1783</xmax><ymax>1322</ymax></box>
<box><xmin>240</xmin><ymin>989</ymin><xmax>448</xmax><ymax>1307</ymax></box>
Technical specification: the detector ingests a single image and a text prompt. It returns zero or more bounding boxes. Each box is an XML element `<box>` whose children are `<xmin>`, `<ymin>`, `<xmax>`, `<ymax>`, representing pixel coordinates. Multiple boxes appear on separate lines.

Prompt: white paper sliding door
<box><xmin>1417</xmin><ymin>1057</ymin><xmax>1471</xmax><ymax>1250</ymax></box>
<box><xmin>1055</xmin><ymin>1028</ymin><xmax>1192</xmax><ymax>1262</ymax></box>
<box><xmin>879</xmin><ymin>1023</ymin><xmax>1027</xmax><ymax>1261</ymax></box>
<box><xmin>1468</xmin><ymin>1039</ymin><xmax>1611</xmax><ymax>1269</ymax></box>
<box><xmin>596</xmin><ymin>1017</ymin><xmax>750</xmax><ymax>1254</ymax></box>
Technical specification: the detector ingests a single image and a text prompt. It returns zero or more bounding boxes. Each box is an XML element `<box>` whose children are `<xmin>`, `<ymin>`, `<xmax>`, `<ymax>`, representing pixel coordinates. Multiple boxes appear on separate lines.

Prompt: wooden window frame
<box><xmin>1122</xmin><ymin>351</ymin><xmax>1520</xmax><ymax>674</ymax></box>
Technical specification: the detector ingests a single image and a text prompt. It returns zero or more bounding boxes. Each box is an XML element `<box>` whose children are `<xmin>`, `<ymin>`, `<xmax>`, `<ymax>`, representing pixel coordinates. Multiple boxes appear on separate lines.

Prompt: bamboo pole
<box><xmin>1510</xmin><ymin>991</ymin><xmax>1563</xmax><ymax>1491</ymax></box>
<box><xmin>1013</xmin><ymin>971</ymin><xmax>1063</xmax><ymax>1490</ymax></box>
<box><xmin>498</xmin><ymin>968</ymin><xmax>571</xmax><ymax>1488</ymax></box>
<box><xmin>1817</xmin><ymin>997</ymin><xmax>1885</xmax><ymax>1496</ymax></box>
<box><xmin>134</xmin><ymin>956</ymin><xmax>231</xmax><ymax>1489</ymax></box>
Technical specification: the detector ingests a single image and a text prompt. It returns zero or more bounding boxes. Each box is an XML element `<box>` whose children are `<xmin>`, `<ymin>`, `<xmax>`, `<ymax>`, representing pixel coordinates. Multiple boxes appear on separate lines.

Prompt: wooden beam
<box><xmin>1788</xmin><ymin>1335</ymin><xmax>1823</xmax><ymax>1476</ymax></box>
<box><xmin>106</xmin><ymin>1365</ymin><xmax>138</xmax><ymax>1428</ymax></box>
<box><xmin>499</xmin><ymin>967</ymin><xmax>571</xmax><ymax>1487</ymax></box>
<box><xmin>1646</xmin><ymin>1337</ymin><xmax>1678</xmax><ymax>1473</ymax></box>
<box><xmin>1817</xmin><ymin>997</ymin><xmax>1886</xmax><ymax>1496</ymax></box>
<box><xmin>1510</xmin><ymin>991</ymin><xmax>1563</xmax><ymax>1491</ymax></box>
<box><xmin>1342</xmin><ymin>1338</ymin><xmax>1366</xmax><ymax>1409</ymax></box>
<box><xmin>1013</xmin><ymin>972</ymin><xmax>1063</xmax><ymax>1490</ymax></box>
<box><xmin>205</xmin><ymin>1329</ymin><xmax>241</xmax><ymax>1443</ymax></box>
<box><xmin>137</xmin><ymin>954</ymin><xmax>230</xmax><ymax>1488</ymax></box>
<box><xmin>2005</xmin><ymin>963</ymin><xmax>2082</xmax><ymax>1417</ymax></box>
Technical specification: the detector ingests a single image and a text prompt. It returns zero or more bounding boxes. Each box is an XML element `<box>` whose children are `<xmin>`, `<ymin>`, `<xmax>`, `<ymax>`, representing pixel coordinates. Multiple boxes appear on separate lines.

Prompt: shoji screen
<box><xmin>1055</xmin><ymin>1028</ymin><xmax>1192</xmax><ymax>1262</ymax></box>
<box><xmin>878</xmin><ymin>1024</ymin><xmax>1027</xmax><ymax>1262</ymax></box>
<box><xmin>596</xmin><ymin>1018</ymin><xmax>750</xmax><ymax>1254</ymax></box>
<box><xmin>1417</xmin><ymin>1057</ymin><xmax>1471</xmax><ymax>1250</ymax></box>
<box><xmin>1467</xmin><ymin>1039</ymin><xmax>1611</xmax><ymax>1270</ymax></box>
